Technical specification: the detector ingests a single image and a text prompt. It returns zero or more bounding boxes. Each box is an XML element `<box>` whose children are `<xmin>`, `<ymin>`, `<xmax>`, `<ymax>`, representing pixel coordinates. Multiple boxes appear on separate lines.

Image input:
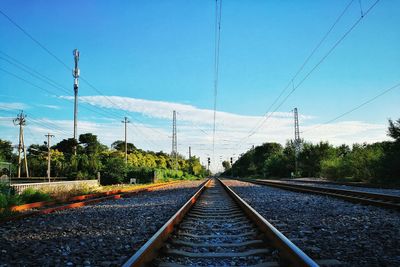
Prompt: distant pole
<box><xmin>172</xmin><ymin>111</ymin><xmax>177</xmax><ymax>170</ymax></box>
<box><xmin>13</xmin><ymin>111</ymin><xmax>29</xmax><ymax>178</ymax></box>
<box><xmin>45</xmin><ymin>133</ymin><xmax>55</xmax><ymax>182</ymax></box>
<box><xmin>72</xmin><ymin>49</ymin><xmax>80</xmax><ymax>155</ymax></box>
<box><xmin>189</xmin><ymin>146</ymin><xmax>191</xmax><ymax>158</ymax></box>
<box><xmin>122</xmin><ymin>117</ymin><xmax>130</xmax><ymax>164</ymax></box>
<box><xmin>230</xmin><ymin>157</ymin><xmax>233</xmax><ymax>177</ymax></box>
<box><xmin>294</xmin><ymin>107</ymin><xmax>301</xmax><ymax>176</ymax></box>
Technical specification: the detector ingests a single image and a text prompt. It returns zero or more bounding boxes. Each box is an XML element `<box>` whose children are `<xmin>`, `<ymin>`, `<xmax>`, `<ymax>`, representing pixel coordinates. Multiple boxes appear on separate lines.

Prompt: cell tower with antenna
<box><xmin>72</xmin><ymin>49</ymin><xmax>80</xmax><ymax>155</ymax></box>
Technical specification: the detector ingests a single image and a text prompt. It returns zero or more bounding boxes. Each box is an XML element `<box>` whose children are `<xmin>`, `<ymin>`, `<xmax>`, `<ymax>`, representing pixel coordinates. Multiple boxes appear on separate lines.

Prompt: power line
<box><xmin>212</xmin><ymin>0</ymin><xmax>222</xmax><ymax>170</ymax></box>
<box><xmin>0</xmin><ymin>51</ymin><xmax>72</xmax><ymax>95</ymax></box>
<box><xmin>0</xmin><ymin>9</ymin><xmax>70</xmax><ymax>70</ymax></box>
<box><xmin>302</xmin><ymin>82</ymin><xmax>400</xmax><ymax>134</ymax></box>
<box><xmin>238</xmin><ymin>0</ymin><xmax>358</xmax><ymax>144</ymax></box>
<box><xmin>0</xmin><ymin>52</ymin><xmax>131</xmax><ymax>121</ymax></box>
<box><xmin>236</xmin><ymin>0</ymin><xmax>380</xmax><ymax>149</ymax></box>
<box><xmin>0</xmin><ymin>8</ymin><xmax>168</xmax><ymax>142</ymax></box>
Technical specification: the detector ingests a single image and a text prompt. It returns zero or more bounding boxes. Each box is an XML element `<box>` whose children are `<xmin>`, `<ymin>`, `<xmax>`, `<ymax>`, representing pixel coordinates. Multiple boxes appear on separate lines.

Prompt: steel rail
<box><xmin>218</xmin><ymin>178</ymin><xmax>319</xmax><ymax>267</ymax></box>
<box><xmin>123</xmin><ymin>178</ymin><xmax>318</xmax><ymax>267</ymax></box>
<box><xmin>243</xmin><ymin>179</ymin><xmax>400</xmax><ymax>210</ymax></box>
<box><xmin>122</xmin><ymin>178</ymin><xmax>212</xmax><ymax>267</ymax></box>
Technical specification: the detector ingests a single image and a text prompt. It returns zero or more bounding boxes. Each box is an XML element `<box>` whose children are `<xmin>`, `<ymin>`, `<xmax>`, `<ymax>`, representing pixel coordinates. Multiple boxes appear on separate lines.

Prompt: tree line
<box><xmin>223</xmin><ymin>119</ymin><xmax>400</xmax><ymax>185</ymax></box>
<box><xmin>0</xmin><ymin>133</ymin><xmax>208</xmax><ymax>184</ymax></box>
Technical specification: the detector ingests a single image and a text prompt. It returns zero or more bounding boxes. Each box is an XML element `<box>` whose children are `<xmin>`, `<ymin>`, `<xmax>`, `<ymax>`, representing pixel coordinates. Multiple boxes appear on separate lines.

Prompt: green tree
<box><xmin>299</xmin><ymin>142</ymin><xmax>336</xmax><ymax>177</ymax></box>
<box><xmin>388</xmin><ymin>118</ymin><xmax>400</xmax><ymax>142</ymax></box>
<box><xmin>101</xmin><ymin>156</ymin><xmax>127</xmax><ymax>185</ymax></box>
<box><xmin>222</xmin><ymin>160</ymin><xmax>231</xmax><ymax>171</ymax></box>
<box><xmin>53</xmin><ymin>138</ymin><xmax>79</xmax><ymax>156</ymax></box>
<box><xmin>0</xmin><ymin>139</ymin><xmax>13</xmax><ymax>162</ymax></box>
<box><xmin>111</xmin><ymin>140</ymin><xmax>136</xmax><ymax>153</ymax></box>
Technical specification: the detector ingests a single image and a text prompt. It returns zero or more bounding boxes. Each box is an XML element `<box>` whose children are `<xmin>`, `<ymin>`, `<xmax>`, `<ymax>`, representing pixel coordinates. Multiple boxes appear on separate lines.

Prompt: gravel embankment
<box><xmin>0</xmin><ymin>180</ymin><xmax>204</xmax><ymax>267</ymax></box>
<box><xmin>276</xmin><ymin>179</ymin><xmax>400</xmax><ymax>196</ymax></box>
<box><xmin>223</xmin><ymin>179</ymin><xmax>400</xmax><ymax>267</ymax></box>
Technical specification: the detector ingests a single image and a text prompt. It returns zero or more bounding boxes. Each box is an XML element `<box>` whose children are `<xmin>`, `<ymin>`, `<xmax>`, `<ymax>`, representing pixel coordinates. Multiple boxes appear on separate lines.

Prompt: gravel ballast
<box><xmin>223</xmin><ymin>179</ymin><xmax>400</xmax><ymax>267</ymax></box>
<box><xmin>0</xmin><ymin>180</ymin><xmax>204</xmax><ymax>266</ymax></box>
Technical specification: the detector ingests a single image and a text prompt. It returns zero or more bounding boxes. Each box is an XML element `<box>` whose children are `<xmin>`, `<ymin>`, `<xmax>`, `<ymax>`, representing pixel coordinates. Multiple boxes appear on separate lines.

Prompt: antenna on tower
<box><xmin>13</xmin><ymin>111</ymin><xmax>29</xmax><ymax>178</ymax></box>
<box><xmin>72</xmin><ymin>49</ymin><xmax>80</xmax><ymax>155</ymax></box>
<box><xmin>172</xmin><ymin>110</ymin><xmax>177</xmax><ymax>170</ymax></box>
<box><xmin>293</xmin><ymin>107</ymin><xmax>301</xmax><ymax>176</ymax></box>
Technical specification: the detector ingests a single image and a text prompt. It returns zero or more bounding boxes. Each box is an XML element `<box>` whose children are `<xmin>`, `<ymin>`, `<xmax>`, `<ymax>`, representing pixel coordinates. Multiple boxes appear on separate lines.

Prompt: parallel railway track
<box><xmin>244</xmin><ymin>179</ymin><xmax>400</xmax><ymax>210</ymax></box>
<box><xmin>123</xmin><ymin>178</ymin><xmax>318</xmax><ymax>267</ymax></box>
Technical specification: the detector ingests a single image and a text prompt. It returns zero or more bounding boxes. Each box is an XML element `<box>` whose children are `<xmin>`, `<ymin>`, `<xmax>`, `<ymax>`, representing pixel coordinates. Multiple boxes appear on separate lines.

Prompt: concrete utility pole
<box><xmin>72</xmin><ymin>49</ymin><xmax>80</xmax><ymax>155</ymax></box>
<box><xmin>45</xmin><ymin>133</ymin><xmax>55</xmax><ymax>182</ymax></box>
<box><xmin>294</xmin><ymin>107</ymin><xmax>301</xmax><ymax>175</ymax></box>
<box><xmin>172</xmin><ymin>111</ymin><xmax>177</xmax><ymax>170</ymax></box>
<box><xmin>122</xmin><ymin>117</ymin><xmax>130</xmax><ymax>164</ymax></box>
<box><xmin>13</xmin><ymin>111</ymin><xmax>29</xmax><ymax>178</ymax></box>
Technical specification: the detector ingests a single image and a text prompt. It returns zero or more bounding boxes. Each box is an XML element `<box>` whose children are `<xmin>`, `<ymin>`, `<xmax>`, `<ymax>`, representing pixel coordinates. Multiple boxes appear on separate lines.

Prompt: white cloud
<box><xmin>0</xmin><ymin>102</ymin><xmax>28</xmax><ymax>110</ymax></box>
<box><xmin>37</xmin><ymin>104</ymin><xmax>61</xmax><ymax>110</ymax></box>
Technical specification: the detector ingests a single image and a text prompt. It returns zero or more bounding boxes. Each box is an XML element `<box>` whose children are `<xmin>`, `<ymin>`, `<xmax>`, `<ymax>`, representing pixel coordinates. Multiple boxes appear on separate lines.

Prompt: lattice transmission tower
<box><xmin>293</xmin><ymin>107</ymin><xmax>301</xmax><ymax>175</ymax></box>
<box><xmin>171</xmin><ymin>110</ymin><xmax>178</xmax><ymax>170</ymax></box>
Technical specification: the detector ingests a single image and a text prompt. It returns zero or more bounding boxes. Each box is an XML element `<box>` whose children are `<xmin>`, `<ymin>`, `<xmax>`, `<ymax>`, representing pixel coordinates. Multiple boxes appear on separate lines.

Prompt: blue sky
<box><xmin>0</xmin><ymin>0</ymin><xmax>399</xmax><ymax>171</ymax></box>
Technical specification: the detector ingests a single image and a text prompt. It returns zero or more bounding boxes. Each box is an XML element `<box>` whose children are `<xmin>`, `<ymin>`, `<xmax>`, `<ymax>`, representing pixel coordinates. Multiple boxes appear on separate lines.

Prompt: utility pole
<box><xmin>45</xmin><ymin>133</ymin><xmax>55</xmax><ymax>182</ymax></box>
<box><xmin>172</xmin><ymin>111</ymin><xmax>177</xmax><ymax>170</ymax></box>
<box><xmin>121</xmin><ymin>117</ymin><xmax>130</xmax><ymax>164</ymax></box>
<box><xmin>188</xmin><ymin>146</ymin><xmax>191</xmax><ymax>158</ymax></box>
<box><xmin>13</xmin><ymin>111</ymin><xmax>29</xmax><ymax>178</ymax></box>
<box><xmin>294</xmin><ymin>107</ymin><xmax>301</xmax><ymax>176</ymax></box>
<box><xmin>72</xmin><ymin>49</ymin><xmax>80</xmax><ymax>155</ymax></box>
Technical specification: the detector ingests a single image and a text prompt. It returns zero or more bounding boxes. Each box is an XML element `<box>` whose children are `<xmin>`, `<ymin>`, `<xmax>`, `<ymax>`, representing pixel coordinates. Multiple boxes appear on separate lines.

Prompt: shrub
<box><xmin>41</xmin><ymin>183</ymin><xmax>99</xmax><ymax>202</ymax></box>
<box><xmin>0</xmin><ymin>182</ymin><xmax>20</xmax><ymax>211</ymax></box>
<box><xmin>101</xmin><ymin>157</ymin><xmax>127</xmax><ymax>185</ymax></box>
<box><xmin>20</xmin><ymin>188</ymin><xmax>52</xmax><ymax>203</ymax></box>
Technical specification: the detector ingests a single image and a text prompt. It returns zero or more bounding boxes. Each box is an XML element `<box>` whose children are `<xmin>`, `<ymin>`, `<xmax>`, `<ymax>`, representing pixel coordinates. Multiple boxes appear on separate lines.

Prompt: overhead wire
<box><xmin>212</xmin><ymin>0</ymin><xmax>222</xmax><ymax>169</ymax></box>
<box><xmin>0</xmin><ymin>52</ymin><xmax>169</xmax><ymax>148</ymax></box>
<box><xmin>0</xmin><ymin>8</ymin><xmax>169</xmax><ymax>143</ymax></box>
<box><xmin>302</xmin><ymin>82</ymin><xmax>400</xmax><ymax>134</ymax></box>
<box><xmin>235</xmin><ymin>0</ymin><xmax>380</xmax><ymax>152</ymax></box>
<box><xmin>241</xmin><ymin>0</ymin><xmax>356</xmax><ymax>140</ymax></box>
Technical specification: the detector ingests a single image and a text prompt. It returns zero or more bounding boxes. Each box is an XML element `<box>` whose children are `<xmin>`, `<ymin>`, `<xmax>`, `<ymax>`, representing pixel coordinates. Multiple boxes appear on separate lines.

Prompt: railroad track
<box><xmin>123</xmin><ymin>178</ymin><xmax>318</xmax><ymax>267</ymax></box>
<box><xmin>244</xmin><ymin>179</ymin><xmax>400</xmax><ymax>210</ymax></box>
<box><xmin>281</xmin><ymin>178</ymin><xmax>400</xmax><ymax>190</ymax></box>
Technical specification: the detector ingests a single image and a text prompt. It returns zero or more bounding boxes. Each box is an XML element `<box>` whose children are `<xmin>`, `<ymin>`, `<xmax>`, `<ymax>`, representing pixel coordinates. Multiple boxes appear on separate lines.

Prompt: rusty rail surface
<box><xmin>123</xmin><ymin>178</ymin><xmax>318</xmax><ymax>267</ymax></box>
<box><xmin>242</xmin><ymin>179</ymin><xmax>400</xmax><ymax>210</ymax></box>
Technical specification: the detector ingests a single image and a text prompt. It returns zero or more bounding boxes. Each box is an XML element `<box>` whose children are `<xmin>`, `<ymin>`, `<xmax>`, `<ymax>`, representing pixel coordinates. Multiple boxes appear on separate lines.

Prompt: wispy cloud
<box><xmin>60</xmin><ymin>95</ymin><xmax>308</xmax><ymax>128</ymax></box>
<box><xmin>0</xmin><ymin>102</ymin><xmax>28</xmax><ymax>111</ymax></box>
<box><xmin>37</xmin><ymin>104</ymin><xmax>61</xmax><ymax>110</ymax></box>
